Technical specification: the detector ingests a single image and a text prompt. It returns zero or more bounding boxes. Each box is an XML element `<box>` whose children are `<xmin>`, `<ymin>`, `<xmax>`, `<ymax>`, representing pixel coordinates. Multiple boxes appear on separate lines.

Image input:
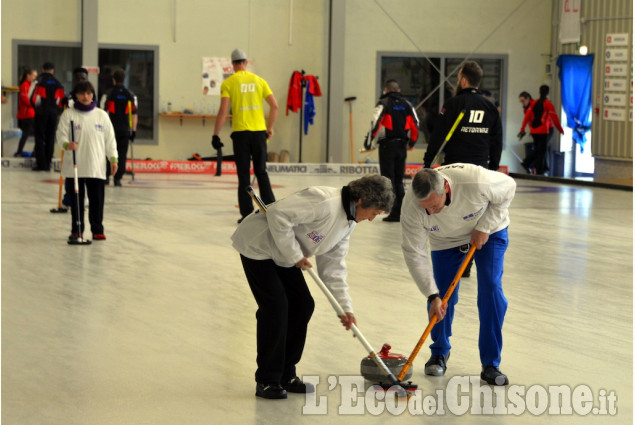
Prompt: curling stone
<box><xmin>360</xmin><ymin>343</ymin><xmax>412</xmax><ymax>382</ymax></box>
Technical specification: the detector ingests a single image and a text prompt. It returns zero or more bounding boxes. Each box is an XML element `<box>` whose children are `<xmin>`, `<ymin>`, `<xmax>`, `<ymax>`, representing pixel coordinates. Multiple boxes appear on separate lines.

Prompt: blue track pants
<box><xmin>428</xmin><ymin>228</ymin><xmax>508</xmax><ymax>367</ymax></box>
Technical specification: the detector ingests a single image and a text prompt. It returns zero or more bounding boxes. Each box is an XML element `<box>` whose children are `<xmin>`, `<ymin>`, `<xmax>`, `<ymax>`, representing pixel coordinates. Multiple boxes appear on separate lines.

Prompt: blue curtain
<box><xmin>557</xmin><ymin>54</ymin><xmax>594</xmax><ymax>152</ymax></box>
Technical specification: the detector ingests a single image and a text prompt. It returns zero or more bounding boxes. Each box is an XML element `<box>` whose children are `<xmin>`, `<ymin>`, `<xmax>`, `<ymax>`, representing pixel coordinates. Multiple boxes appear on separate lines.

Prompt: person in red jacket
<box><xmin>15</xmin><ymin>67</ymin><xmax>37</xmax><ymax>157</ymax></box>
<box><xmin>518</xmin><ymin>85</ymin><xmax>564</xmax><ymax>175</ymax></box>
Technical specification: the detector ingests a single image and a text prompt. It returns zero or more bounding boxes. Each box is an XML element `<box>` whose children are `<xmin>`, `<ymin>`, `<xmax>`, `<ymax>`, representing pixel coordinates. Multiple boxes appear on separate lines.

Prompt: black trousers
<box><xmin>240</xmin><ymin>255</ymin><xmax>315</xmax><ymax>384</ymax></box>
<box><xmin>524</xmin><ymin>133</ymin><xmax>549</xmax><ymax>174</ymax></box>
<box><xmin>232</xmin><ymin>131</ymin><xmax>275</xmax><ymax>218</ymax></box>
<box><xmin>65</xmin><ymin>177</ymin><xmax>106</xmax><ymax>235</ymax></box>
<box><xmin>378</xmin><ymin>139</ymin><xmax>407</xmax><ymax>218</ymax></box>
<box><xmin>114</xmin><ymin>130</ymin><xmax>130</xmax><ymax>182</ymax></box>
<box><xmin>33</xmin><ymin>110</ymin><xmax>59</xmax><ymax>170</ymax></box>
<box><xmin>16</xmin><ymin>118</ymin><xmax>34</xmax><ymax>155</ymax></box>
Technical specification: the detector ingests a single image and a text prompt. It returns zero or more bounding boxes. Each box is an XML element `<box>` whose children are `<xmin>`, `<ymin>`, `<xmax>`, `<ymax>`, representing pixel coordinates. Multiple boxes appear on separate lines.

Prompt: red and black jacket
<box><xmin>103</xmin><ymin>85</ymin><xmax>137</xmax><ymax>132</ymax></box>
<box><xmin>372</xmin><ymin>92</ymin><xmax>419</xmax><ymax>146</ymax></box>
<box><xmin>29</xmin><ymin>72</ymin><xmax>65</xmax><ymax>114</ymax></box>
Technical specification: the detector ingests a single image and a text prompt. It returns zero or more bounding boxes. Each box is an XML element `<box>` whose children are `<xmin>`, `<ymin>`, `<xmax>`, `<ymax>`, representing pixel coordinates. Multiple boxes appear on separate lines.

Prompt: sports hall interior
<box><xmin>1</xmin><ymin>1</ymin><xmax>633</xmax><ymax>424</ymax></box>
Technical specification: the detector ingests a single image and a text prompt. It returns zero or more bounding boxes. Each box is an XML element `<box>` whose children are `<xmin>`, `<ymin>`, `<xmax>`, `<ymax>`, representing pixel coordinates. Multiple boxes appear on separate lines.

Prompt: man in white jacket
<box><xmin>401</xmin><ymin>164</ymin><xmax>516</xmax><ymax>386</ymax></box>
<box><xmin>232</xmin><ymin>175</ymin><xmax>394</xmax><ymax>399</ymax></box>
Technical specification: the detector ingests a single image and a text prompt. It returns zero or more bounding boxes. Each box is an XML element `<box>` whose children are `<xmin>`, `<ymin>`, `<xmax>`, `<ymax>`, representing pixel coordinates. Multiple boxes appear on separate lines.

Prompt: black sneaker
<box><xmin>282</xmin><ymin>376</ymin><xmax>315</xmax><ymax>394</ymax></box>
<box><xmin>68</xmin><ymin>232</ymin><xmax>81</xmax><ymax>242</ymax></box>
<box><xmin>255</xmin><ymin>383</ymin><xmax>287</xmax><ymax>399</ymax></box>
<box><xmin>237</xmin><ymin>217</ymin><xmax>245</xmax><ymax>224</ymax></box>
<box><xmin>424</xmin><ymin>353</ymin><xmax>450</xmax><ymax>376</ymax></box>
<box><xmin>481</xmin><ymin>365</ymin><xmax>509</xmax><ymax>386</ymax></box>
<box><xmin>114</xmin><ymin>179</ymin><xmax>122</xmax><ymax>187</ymax></box>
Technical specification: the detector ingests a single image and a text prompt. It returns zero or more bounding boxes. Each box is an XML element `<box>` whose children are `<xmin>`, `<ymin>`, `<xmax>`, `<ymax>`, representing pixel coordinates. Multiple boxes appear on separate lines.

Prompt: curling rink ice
<box><xmin>1</xmin><ymin>168</ymin><xmax>632</xmax><ymax>424</ymax></box>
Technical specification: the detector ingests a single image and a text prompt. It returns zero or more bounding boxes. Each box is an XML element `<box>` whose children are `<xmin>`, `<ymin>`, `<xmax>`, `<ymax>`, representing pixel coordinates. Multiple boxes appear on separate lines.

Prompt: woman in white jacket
<box><xmin>56</xmin><ymin>80</ymin><xmax>118</xmax><ymax>242</ymax></box>
<box><xmin>232</xmin><ymin>175</ymin><xmax>394</xmax><ymax>400</ymax></box>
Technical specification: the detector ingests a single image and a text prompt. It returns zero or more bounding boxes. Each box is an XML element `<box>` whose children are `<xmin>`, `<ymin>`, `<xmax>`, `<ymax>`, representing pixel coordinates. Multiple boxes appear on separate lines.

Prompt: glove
<box><xmin>517</xmin><ymin>131</ymin><xmax>526</xmax><ymax>140</ymax></box>
<box><xmin>362</xmin><ymin>136</ymin><xmax>372</xmax><ymax>151</ymax></box>
<box><xmin>211</xmin><ymin>135</ymin><xmax>224</xmax><ymax>150</ymax></box>
<box><xmin>407</xmin><ymin>141</ymin><xmax>416</xmax><ymax>149</ymax></box>
<box><xmin>129</xmin><ymin>130</ymin><xmax>136</xmax><ymax>143</ymax></box>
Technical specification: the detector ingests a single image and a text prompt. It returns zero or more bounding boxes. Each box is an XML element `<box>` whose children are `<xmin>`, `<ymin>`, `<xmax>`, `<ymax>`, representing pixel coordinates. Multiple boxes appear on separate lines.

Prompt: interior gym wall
<box><xmin>1</xmin><ymin>0</ymin><xmax>573</xmax><ymax>172</ymax></box>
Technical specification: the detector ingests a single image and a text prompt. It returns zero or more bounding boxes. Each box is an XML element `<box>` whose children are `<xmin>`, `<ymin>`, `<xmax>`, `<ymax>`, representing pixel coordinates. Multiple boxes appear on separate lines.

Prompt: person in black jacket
<box><xmin>29</xmin><ymin>62</ymin><xmax>65</xmax><ymax>171</ymax></box>
<box><xmin>423</xmin><ymin>61</ymin><xmax>502</xmax><ymax>279</ymax></box>
<box><xmin>364</xmin><ymin>80</ymin><xmax>419</xmax><ymax>222</ymax></box>
<box><xmin>423</xmin><ymin>61</ymin><xmax>502</xmax><ymax>171</ymax></box>
<box><xmin>101</xmin><ymin>69</ymin><xmax>138</xmax><ymax>186</ymax></box>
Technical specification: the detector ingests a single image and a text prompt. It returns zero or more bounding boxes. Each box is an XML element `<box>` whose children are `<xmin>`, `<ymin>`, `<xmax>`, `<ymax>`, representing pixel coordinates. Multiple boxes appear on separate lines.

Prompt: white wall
<box><xmin>2</xmin><ymin>0</ymin><xmax>553</xmax><ymax>172</ymax></box>
<box><xmin>343</xmin><ymin>0</ymin><xmax>553</xmax><ymax>170</ymax></box>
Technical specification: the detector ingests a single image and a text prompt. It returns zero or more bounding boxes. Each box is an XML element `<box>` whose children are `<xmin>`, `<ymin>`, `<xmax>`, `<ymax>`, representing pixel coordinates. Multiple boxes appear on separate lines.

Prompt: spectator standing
<box><xmin>15</xmin><ymin>67</ymin><xmax>37</xmax><ymax>157</ymax></box>
<box><xmin>29</xmin><ymin>62</ymin><xmax>65</xmax><ymax>171</ymax></box>
<box><xmin>518</xmin><ymin>85</ymin><xmax>564</xmax><ymax>175</ymax></box>
<box><xmin>212</xmin><ymin>48</ymin><xmax>279</xmax><ymax>223</ymax></box>
<box><xmin>364</xmin><ymin>79</ymin><xmax>419</xmax><ymax>222</ymax></box>
<box><xmin>423</xmin><ymin>61</ymin><xmax>502</xmax><ymax>171</ymax></box>
<box><xmin>101</xmin><ymin>68</ymin><xmax>138</xmax><ymax>186</ymax></box>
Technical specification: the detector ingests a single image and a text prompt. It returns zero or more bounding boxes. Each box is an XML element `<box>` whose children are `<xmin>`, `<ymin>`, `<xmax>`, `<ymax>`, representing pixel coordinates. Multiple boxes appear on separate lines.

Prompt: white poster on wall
<box><xmin>605</xmin><ymin>48</ymin><xmax>630</xmax><ymax>62</ymax></box>
<box><xmin>604</xmin><ymin>64</ymin><xmax>629</xmax><ymax>77</ymax></box>
<box><xmin>202</xmin><ymin>57</ymin><xmax>234</xmax><ymax>96</ymax></box>
<box><xmin>604</xmin><ymin>79</ymin><xmax>628</xmax><ymax>91</ymax></box>
<box><xmin>558</xmin><ymin>0</ymin><xmax>581</xmax><ymax>44</ymax></box>
<box><xmin>603</xmin><ymin>93</ymin><xmax>627</xmax><ymax>106</ymax></box>
<box><xmin>603</xmin><ymin>107</ymin><xmax>627</xmax><ymax>121</ymax></box>
<box><xmin>201</xmin><ymin>57</ymin><xmax>256</xmax><ymax>96</ymax></box>
<box><xmin>605</xmin><ymin>33</ymin><xmax>630</xmax><ymax>46</ymax></box>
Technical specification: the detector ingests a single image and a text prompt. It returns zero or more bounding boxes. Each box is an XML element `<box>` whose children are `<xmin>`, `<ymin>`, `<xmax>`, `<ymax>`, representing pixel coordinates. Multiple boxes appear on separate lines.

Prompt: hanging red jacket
<box><xmin>304</xmin><ymin>75</ymin><xmax>321</xmax><ymax>97</ymax></box>
<box><xmin>286</xmin><ymin>71</ymin><xmax>304</xmax><ymax>115</ymax></box>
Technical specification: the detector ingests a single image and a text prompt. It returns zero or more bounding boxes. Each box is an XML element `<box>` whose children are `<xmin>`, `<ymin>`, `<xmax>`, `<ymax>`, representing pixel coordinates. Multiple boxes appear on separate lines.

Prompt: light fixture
<box><xmin>579</xmin><ymin>45</ymin><xmax>589</xmax><ymax>55</ymax></box>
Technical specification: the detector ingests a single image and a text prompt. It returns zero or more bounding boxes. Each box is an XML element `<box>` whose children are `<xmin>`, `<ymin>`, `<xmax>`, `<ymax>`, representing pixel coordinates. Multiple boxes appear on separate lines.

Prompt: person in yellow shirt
<box><xmin>212</xmin><ymin>49</ymin><xmax>279</xmax><ymax>223</ymax></box>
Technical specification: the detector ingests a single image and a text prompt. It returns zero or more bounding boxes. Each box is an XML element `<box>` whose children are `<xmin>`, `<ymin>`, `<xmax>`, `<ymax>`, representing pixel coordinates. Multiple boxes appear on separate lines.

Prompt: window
<box><xmin>378</xmin><ymin>53</ymin><xmax>507</xmax><ymax>145</ymax></box>
<box><xmin>14</xmin><ymin>41</ymin><xmax>158</xmax><ymax>144</ymax></box>
<box><xmin>16</xmin><ymin>43</ymin><xmax>82</xmax><ymax>95</ymax></box>
<box><xmin>98</xmin><ymin>46</ymin><xmax>158</xmax><ymax>143</ymax></box>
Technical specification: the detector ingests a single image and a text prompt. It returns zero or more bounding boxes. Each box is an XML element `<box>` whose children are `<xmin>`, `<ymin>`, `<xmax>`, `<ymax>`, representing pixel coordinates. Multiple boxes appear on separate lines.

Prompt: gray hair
<box><xmin>411</xmin><ymin>168</ymin><xmax>445</xmax><ymax>200</ymax></box>
<box><xmin>348</xmin><ymin>175</ymin><xmax>394</xmax><ymax>211</ymax></box>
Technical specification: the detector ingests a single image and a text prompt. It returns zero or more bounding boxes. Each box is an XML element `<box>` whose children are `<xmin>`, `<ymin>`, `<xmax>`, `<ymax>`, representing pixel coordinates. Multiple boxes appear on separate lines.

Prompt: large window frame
<box><xmin>12</xmin><ymin>40</ymin><xmax>159</xmax><ymax>145</ymax></box>
<box><xmin>377</xmin><ymin>52</ymin><xmax>508</xmax><ymax>147</ymax></box>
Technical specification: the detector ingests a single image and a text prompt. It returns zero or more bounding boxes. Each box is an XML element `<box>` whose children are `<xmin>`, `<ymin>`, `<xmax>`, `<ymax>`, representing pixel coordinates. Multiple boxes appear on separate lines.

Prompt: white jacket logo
<box><xmin>306</xmin><ymin>231</ymin><xmax>324</xmax><ymax>244</ymax></box>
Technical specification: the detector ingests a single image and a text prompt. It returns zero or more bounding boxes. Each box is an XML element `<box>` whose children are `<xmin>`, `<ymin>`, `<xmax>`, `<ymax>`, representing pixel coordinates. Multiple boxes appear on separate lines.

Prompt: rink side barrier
<box><xmin>1</xmin><ymin>158</ymin><xmax>508</xmax><ymax>176</ymax></box>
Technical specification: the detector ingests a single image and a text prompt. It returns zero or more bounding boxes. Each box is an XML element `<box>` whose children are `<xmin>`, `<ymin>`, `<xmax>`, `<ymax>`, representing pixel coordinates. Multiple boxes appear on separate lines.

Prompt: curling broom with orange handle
<box><xmin>396</xmin><ymin>244</ymin><xmax>476</xmax><ymax>381</ymax></box>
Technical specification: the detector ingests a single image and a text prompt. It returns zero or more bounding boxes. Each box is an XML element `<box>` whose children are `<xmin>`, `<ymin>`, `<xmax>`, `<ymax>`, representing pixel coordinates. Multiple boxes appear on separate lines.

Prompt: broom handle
<box><xmin>396</xmin><ymin>244</ymin><xmax>476</xmax><ymax>381</ymax></box>
<box><xmin>57</xmin><ymin>150</ymin><xmax>65</xmax><ymax>208</ymax></box>
<box><xmin>128</xmin><ymin>101</ymin><xmax>135</xmax><ymax>180</ymax></box>
<box><xmin>304</xmin><ymin>267</ymin><xmax>399</xmax><ymax>383</ymax></box>
<box><xmin>430</xmin><ymin>110</ymin><xmax>465</xmax><ymax>167</ymax></box>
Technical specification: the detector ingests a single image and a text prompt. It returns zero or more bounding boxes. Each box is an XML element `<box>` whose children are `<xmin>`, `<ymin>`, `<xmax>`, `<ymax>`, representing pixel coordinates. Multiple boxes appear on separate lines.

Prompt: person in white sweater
<box><xmin>232</xmin><ymin>175</ymin><xmax>394</xmax><ymax>399</ymax></box>
<box><xmin>401</xmin><ymin>164</ymin><xmax>516</xmax><ymax>386</ymax></box>
<box><xmin>56</xmin><ymin>80</ymin><xmax>118</xmax><ymax>242</ymax></box>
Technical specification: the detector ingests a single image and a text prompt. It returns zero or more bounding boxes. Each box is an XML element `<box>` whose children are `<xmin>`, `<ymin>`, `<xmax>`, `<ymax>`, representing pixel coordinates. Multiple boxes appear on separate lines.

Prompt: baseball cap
<box><xmin>231</xmin><ymin>49</ymin><xmax>247</xmax><ymax>62</ymax></box>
